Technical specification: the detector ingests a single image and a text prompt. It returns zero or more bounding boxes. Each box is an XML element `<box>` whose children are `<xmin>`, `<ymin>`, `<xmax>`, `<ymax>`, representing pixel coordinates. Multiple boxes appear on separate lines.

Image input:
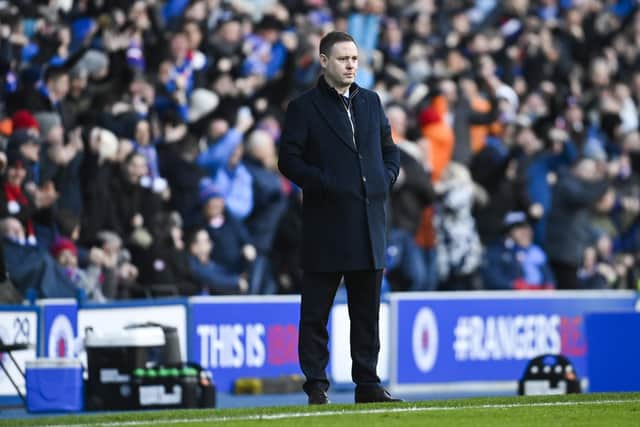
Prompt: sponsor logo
<box><xmin>266</xmin><ymin>324</ymin><xmax>298</xmax><ymax>366</ymax></box>
<box><xmin>453</xmin><ymin>315</ymin><xmax>561</xmax><ymax>361</ymax></box>
<box><xmin>48</xmin><ymin>314</ymin><xmax>75</xmax><ymax>358</ymax></box>
<box><xmin>559</xmin><ymin>316</ymin><xmax>586</xmax><ymax>357</ymax></box>
<box><xmin>196</xmin><ymin>323</ymin><xmax>298</xmax><ymax>369</ymax></box>
<box><xmin>412</xmin><ymin>308</ymin><xmax>438</xmax><ymax>373</ymax></box>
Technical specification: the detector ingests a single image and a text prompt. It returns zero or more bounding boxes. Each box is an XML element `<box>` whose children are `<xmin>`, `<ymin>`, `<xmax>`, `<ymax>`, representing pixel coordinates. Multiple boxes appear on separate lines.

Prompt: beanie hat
<box><xmin>77</xmin><ymin>49</ymin><xmax>109</xmax><ymax>76</ymax></box>
<box><xmin>34</xmin><ymin>112</ymin><xmax>62</xmax><ymax>138</ymax></box>
<box><xmin>50</xmin><ymin>237</ymin><xmax>78</xmax><ymax>259</ymax></box>
<box><xmin>503</xmin><ymin>211</ymin><xmax>529</xmax><ymax>231</ymax></box>
<box><xmin>198</xmin><ymin>178</ymin><xmax>224</xmax><ymax>203</ymax></box>
<box><xmin>11</xmin><ymin>110</ymin><xmax>39</xmax><ymax>131</ymax></box>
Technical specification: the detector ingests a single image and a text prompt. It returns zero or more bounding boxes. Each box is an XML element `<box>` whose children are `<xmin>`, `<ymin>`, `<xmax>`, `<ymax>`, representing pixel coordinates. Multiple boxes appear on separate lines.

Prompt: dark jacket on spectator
<box><xmin>482</xmin><ymin>239</ymin><xmax>555</xmax><ymax>290</ymax></box>
<box><xmin>451</xmin><ymin>95</ymin><xmax>498</xmax><ymax>166</ymax></box>
<box><xmin>41</xmin><ymin>148</ymin><xmax>84</xmax><ymax>216</ymax></box>
<box><xmin>159</xmin><ymin>144</ymin><xmax>206</xmax><ymax>228</ymax></box>
<box><xmin>188</xmin><ymin>255</ymin><xmax>243</xmax><ymax>295</ymax></box>
<box><xmin>545</xmin><ymin>170</ymin><xmax>608</xmax><ymax>267</ymax></box>
<box><xmin>3</xmin><ymin>238</ymin><xmax>76</xmax><ymax>298</ymax></box>
<box><xmin>204</xmin><ymin>209</ymin><xmax>252</xmax><ymax>274</ymax></box>
<box><xmin>135</xmin><ymin>240</ymin><xmax>199</xmax><ymax>296</ymax></box>
<box><xmin>244</xmin><ymin>156</ymin><xmax>287</xmax><ymax>253</ymax></box>
<box><xmin>79</xmin><ymin>154</ymin><xmax>119</xmax><ymax>243</ymax></box>
<box><xmin>472</xmin><ymin>145</ymin><xmax>530</xmax><ymax>245</ymax></box>
<box><xmin>109</xmin><ymin>171</ymin><xmax>164</xmax><ymax>238</ymax></box>
<box><xmin>271</xmin><ymin>192</ymin><xmax>304</xmax><ymax>293</ymax></box>
<box><xmin>390</xmin><ymin>143</ymin><xmax>436</xmax><ymax>235</ymax></box>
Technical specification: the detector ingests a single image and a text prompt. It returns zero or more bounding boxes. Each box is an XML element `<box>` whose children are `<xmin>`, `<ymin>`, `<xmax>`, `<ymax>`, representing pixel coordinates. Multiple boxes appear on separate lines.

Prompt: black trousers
<box><xmin>298</xmin><ymin>269</ymin><xmax>383</xmax><ymax>394</ymax></box>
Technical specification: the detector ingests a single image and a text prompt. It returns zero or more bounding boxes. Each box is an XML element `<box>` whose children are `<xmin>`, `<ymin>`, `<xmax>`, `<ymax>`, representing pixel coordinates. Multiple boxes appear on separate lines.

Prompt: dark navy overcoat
<box><xmin>278</xmin><ymin>77</ymin><xmax>400</xmax><ymax>272</ymax></box>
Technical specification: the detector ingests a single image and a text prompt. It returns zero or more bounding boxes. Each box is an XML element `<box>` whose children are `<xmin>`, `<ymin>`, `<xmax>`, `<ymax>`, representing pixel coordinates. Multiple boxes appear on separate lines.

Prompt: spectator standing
<box><xmin>199</xmin><ymin>178</ymin><xmax>257</xmax><ymax>278</ymax></box>
<box><xmin>482</xmin><ymin>211</ymin><xmax>555</xmax><ymax>290</ymax></box>
<box><xmin>434</xmin><ymin>162</ymin><xmax>483</xmax><ymax>290</ymax></box>
<box><xmin>545</xmin><ymin>158</ymin><xmax>609</xmax><ymax>289</ymax></box>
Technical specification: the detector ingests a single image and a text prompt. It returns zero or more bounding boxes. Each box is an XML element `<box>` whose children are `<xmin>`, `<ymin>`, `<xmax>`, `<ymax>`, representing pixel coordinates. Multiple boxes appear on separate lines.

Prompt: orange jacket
<box><xmin>420</xmin><ymin>96</ymin><xmax>454</xmax><ymax>182</ymax></box>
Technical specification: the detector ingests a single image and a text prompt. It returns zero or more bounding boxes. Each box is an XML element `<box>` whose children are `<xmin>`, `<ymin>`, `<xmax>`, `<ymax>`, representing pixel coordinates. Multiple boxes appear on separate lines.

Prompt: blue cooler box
<box><xmin>26</xmin><ymin>358</ymin><xmax>84</xmax><ymax>412</ymax></box>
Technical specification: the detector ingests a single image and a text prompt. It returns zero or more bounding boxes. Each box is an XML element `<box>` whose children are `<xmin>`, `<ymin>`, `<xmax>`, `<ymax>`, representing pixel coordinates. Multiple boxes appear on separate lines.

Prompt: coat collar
<box><xmin>311</xmin><ymin>75</ymin><xmax>367</xmax><ymax>152</ymax></box>
<box><xmin>317</xmin><ymin>74</ymin><xmax>360</xmax><ymax>101</ymax></box>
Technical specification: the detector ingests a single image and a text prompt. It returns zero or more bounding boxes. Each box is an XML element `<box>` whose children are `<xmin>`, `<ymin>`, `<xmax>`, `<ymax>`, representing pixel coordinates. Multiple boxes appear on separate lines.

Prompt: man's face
<box><xmin>50</xmin><ymin>74</ymin><xmax>69</xmax><ymax>99</ymax></box>
<box><xmin>171</xmin><ymin>34</ymin><xmax>189</xmax><ymax>60</ymax></box>
<box><xmin>209</xmin><ymin>119</ymin><xmax>229</xmax><ymax>139</ymax></box>
<box><xmin>102</xmin><ymin>240</ymin><xmax>121</xmax><ymax>256</ymax></box>
<box><xmin>46</xmin><ymin>125</ymin><xmax>64</xmax><ymax>146</ymax></box>
<box><xmin>185</xmin><ymin>22</ymin><xmax>202</xmax><ymax>49</ymax></box>
<box><xmin>516</xmin><ymin>128</ymin><xmax>542</xmax><ymax>154</ymax></box>
<box><xmin>321</xmin><ymin>41</ymin><xmax>358</xmax><ymax>89</ymax></box>
<box><xmin>56</xmin><ymin>249</ymin><xmax>78</xmax><ymax>268</ymax></box>
<box><xmin>220</xmin><ymin>21</ymin><xmax>242</xmax><ymax>44</ymax></box>
<box><xmin>204</xmin><ymin>197</ymin><xmax>225</xmax><ymax>218</ymax></box>
<box><xmin>6</xmin><ymin>163</ymin><xmax>26</xmax><ymax>185</ymax></box>
<box><xmin>190</xmin><ymin>230</ymin><xmax>212</xmax><ymax>258</ymax></box>
<box><xmin>439</xmin><ymin>80</ymin><xmax>457</xmax><ymax>103</ymax></box>
<box><xmin>0</xmin><ymin>218</ymin><xmax>25</xmax><ymax>242</ymax></box>
<box><xmin>387</xmin><ymin>107</ymin><xmax>407</xmax><ymax>138</ymax></box>
<box><xmin>574</xmin><ymin>158</ymin><xmax>597</xmax><ymax>181</ymax></box>
<box><xmin>510</xmin><ymin>224</ymin><xmax>532</xmax><ymax>247</ymax></box>
<box><xmin>126</xmin><ymin>154</ymin><xmax>148</xmax><ymax>182</ymax></box>
<box><xmin>20</xmin><ymin>141</ymin><xmax>40</xmax><ymax>162</ymax></box>
<box><xmin>158</xmin><ymin>61</ymin><xmax>172</xmax><ymax>83</ymax></box>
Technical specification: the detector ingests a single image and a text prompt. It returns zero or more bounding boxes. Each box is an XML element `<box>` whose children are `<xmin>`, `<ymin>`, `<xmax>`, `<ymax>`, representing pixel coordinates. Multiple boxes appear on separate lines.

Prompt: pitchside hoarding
<box><xmin>329</xmin><ymin>302</ymin><xmax>390</xmax><ymax>386</ymax></box>
<box><xmin>0</xmin><ymin>306</ymin><xmax>38</xmax><ymax>399</ymax></box>
<box><xmin>390</xmin><ymin>291</ymin><xmax>637</xmax><ymax>390</ymax></box>
<box><xmin>38</xmin><ymin>299</ymin><xmax>77</xmax><ymax>358</ymax></box>
<box><xmin>586</xmin><ymin>312</ymin><xmax>640</xmax><ymax>392</ymax></box>
<box><xmin>189</xmin><ymin>296</ymin><xmax>302</xmax><ymax>392</ymax></box>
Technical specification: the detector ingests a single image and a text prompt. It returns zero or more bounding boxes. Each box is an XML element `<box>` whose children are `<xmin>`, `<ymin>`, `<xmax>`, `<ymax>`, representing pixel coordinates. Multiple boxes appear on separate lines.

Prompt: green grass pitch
<box><xmin>3</xmin><ymin>392</ymin><xmax>639</xmax><ymax>427</ymax></box>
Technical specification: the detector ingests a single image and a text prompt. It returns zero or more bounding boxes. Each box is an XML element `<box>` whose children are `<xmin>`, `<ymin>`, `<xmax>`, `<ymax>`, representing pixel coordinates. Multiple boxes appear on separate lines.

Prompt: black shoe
<box><xmin>355</xmin><ymin>387</ymin><xmax>403</xmax><ymax>403</ymax></box>
<box><xmin>308</xmin><ymin>389</ymin><xmax>329</xmax><ymax>405</ymax></box>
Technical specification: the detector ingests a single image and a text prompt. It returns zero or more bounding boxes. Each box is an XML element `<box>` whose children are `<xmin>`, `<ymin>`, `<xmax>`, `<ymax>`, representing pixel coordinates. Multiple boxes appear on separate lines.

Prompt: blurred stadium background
<box><xmin>0</xmin><ymin>0</ymin><xmax>640</xmax><ymax>418</ymax></box>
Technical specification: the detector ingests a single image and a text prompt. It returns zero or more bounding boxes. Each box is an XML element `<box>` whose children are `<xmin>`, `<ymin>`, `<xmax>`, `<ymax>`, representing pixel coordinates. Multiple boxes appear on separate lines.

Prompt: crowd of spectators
<box><xmin>1</xmin><ymin>0</ymin><xmax>639</xmax><ymax>302</ymax></box>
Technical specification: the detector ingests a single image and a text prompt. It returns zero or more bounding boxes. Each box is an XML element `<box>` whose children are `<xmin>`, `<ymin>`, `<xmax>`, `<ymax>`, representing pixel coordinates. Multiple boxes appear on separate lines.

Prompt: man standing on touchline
<box><xmin>278</xmin><ymin>31</ymin><xmax>401</xmax><ymax>405</ymax></box>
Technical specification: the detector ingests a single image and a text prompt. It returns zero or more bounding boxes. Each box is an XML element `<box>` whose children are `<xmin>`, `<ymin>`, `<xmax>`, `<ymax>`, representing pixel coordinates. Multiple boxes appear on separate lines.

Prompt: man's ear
<box><xmin>319</xmin><ymin>53</ymin><xmax>328</xmax><ymax>68</ymax></box>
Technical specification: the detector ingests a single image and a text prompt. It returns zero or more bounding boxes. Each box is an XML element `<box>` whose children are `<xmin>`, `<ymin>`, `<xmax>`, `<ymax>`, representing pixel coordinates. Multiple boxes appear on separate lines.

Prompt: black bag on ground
<box><xmin>518</xmin><ymin>354</ymin><xmax>581</xmax><ymax>395</ymax></box>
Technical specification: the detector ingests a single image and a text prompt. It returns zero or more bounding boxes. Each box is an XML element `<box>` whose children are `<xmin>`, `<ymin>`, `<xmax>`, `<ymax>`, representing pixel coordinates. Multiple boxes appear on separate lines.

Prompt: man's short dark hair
<box><xmin>319</xmin><ymin>31</ymin><xmax>356</xmax><ymax>57</ymax></box>
<box><xmin>43</xmin><ymin>64</ymin><xmax>68</xmax><ymax>83</ymax></box>
<box><xmin>54</xmin><ymin>209</ymin><xmax>80</xmax><ymax>238</ymax></box>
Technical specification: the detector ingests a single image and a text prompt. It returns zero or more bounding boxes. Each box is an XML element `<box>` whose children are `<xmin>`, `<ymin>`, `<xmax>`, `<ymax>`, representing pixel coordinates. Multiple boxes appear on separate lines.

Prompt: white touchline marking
<box><xmin>41</xmin><ymin>399</ymin><xmax>640</xmax><ymax>427</ymax></box>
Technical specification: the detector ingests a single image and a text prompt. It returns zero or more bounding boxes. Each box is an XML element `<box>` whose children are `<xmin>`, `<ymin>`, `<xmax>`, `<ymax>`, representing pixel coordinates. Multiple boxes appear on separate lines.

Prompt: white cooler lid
<box><xmin>84</xmin><ymin>326</ymin><xmax>165</xmax><ymax>348</ymax></box>
<box><xmin>26</xmin><ymin>358</ymin><xmax>83</xmax><ymax>369</ymax></box>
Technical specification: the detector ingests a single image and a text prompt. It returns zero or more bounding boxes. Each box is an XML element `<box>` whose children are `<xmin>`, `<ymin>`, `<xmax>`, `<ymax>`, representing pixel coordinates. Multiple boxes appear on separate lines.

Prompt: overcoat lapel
<box><xmin>310</xmin><ymin>88</ymin><xmax>358</xmax><ymax>153</ymax></box>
